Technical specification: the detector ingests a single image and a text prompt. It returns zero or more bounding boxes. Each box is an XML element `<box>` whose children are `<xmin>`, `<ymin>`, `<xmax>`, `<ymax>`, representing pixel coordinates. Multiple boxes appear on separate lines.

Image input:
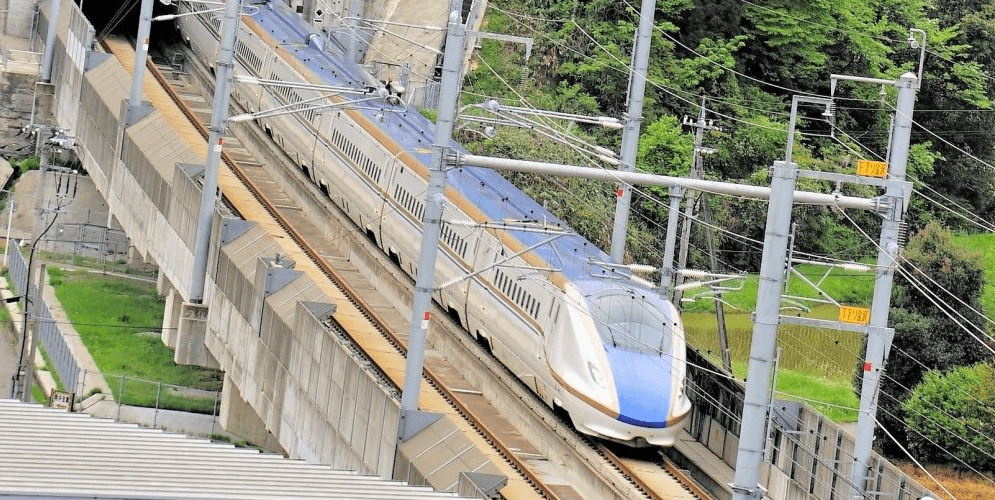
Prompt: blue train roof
<box><xmin>249</xmin><ymin>2</ymin><xmax>671</xmax><ymax>308</ymax></box>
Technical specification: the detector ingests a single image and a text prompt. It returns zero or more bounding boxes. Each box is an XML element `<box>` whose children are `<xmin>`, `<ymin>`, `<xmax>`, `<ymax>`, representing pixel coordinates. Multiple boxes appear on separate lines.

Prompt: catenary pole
<box><xmin>730</xmin><ymin>95</ymin><xmax>827</xmax><ymax>499</ymax></box>
<box><xmin>189</xmin><ymin>0</ymin><xmax>241</xmax><ymax>303</ymax></box>
<box><xmin>658</xmin><ymin>187</ymin><xmax>683</xmax><ymax>298</ymax></box>
<box><xmin>398</xmin><ymin>0</ymin><xmax>464</xmax><ymax>434</ymax></box>
<box><xmin>125</xmin><ymin>0</ymin><xmax>155</xmax><ymax>125</ymax></box>
<box><xmin>609</xmin><ymin>0</ymin><xmax>655</xmax><ymax>262</ymax></box>
<box><xmin>348</xmin><ymin>0</ymin><xmax>363</xmax><ymax>63</ymax></box>
<box><xmin>40</xmin><ymin>0</ymin><xmax>60</xmax><ymax>81</ymax></box>
<box><xmin>849</xmin><ymin>72</ymin><xmax>917</xmax><ymax>498</ymax></box>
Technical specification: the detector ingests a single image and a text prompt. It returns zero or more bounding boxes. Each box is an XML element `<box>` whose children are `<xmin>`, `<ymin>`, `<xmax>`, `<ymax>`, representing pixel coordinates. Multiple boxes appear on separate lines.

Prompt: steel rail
<box><xmin>133</xmin><ymin>39</ymin><xmax>712</xmax><ymax>500</ymax></box>
<box><xmin>137</xmin><ymin>47</ymin><xmax>559</xmax><ymax>500</ymax></box>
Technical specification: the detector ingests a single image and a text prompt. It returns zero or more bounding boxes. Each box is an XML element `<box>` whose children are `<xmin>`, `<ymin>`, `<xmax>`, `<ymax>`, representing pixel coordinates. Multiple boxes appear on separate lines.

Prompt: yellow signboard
<box><xmin>857</xmin><ymin>160</ymin><xmax>888</xmax><ymax>178</ymax></box>
<box><xmin>839</xmin><ymin>306</ymin><xmax>871</xmax><ymax>325</ymax></box>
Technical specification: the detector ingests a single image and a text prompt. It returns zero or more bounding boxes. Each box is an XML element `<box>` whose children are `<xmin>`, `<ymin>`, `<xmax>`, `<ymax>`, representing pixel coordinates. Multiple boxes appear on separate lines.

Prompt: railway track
<box><xmin>117</xmin><ymin>35</ymin><xmax>711</xmax><ymax>500</ymax></box>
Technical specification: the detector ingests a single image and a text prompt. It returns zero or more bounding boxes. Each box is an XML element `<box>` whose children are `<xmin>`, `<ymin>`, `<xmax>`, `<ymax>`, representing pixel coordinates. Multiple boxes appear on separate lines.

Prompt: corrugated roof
<box><xmin>0</xmin><ymin>399</ymin><xmax>466</xmax><ymax>499</ymax></box>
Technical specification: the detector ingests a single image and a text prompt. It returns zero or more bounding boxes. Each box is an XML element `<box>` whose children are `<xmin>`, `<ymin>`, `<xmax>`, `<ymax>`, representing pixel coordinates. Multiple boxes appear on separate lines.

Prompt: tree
<box><xmin>903</xmin><ymin>362</ymin><xmax>995</xmax><ymax>471</ymax></box>
<box><xmin>871</xmin><ymin>222</ymin><xmax>992</xmax><ymax>454</ymax></box>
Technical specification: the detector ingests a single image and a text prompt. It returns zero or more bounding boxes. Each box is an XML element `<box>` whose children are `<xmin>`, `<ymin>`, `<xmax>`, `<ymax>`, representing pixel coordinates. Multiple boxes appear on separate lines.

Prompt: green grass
<box><xmin>682</xmin><ymin>263</ymin><xmax>876</xmax><ymax>313</ymax></box>
<box><xmin>35</xmin><ymin>250</ymin><xmax>158</xmax><ymax>279</ymax></box>
<box><xmin>952</xmin><ymin>232</ymin><xmax>995</xmax><ymax>317</ymax></box>
<box><xmin>685</xmin><ymin>304</ymin><xmax>865</xmax><ymax>423</ymax></box>
<box><xmin>107</xmin><ymin>375</ymin><xmax>219</xmax><ymax>413</ymax></box>
<box><xmin>773</xmin><ymin>367</ymin><xmax>859</xmax><ymax>422</ymax></box>
<box><xmin>36</xmin><ymin>345</ymin><xmax>65</xmax><ymax>391</ymax></box>
<box><xmin>31</xmin><ymin>384</ymin><xmax>49</xmax><ymax>405</ymax></box>
<box><xmin>681</xmin><ymin>232</ymin><xmax>994</xmax><ymax>424</ymax></box>
<box><xmin>719</xmin><ymin>361</ymin><xmax>859</xmax><ymax>421</ymax></box>
<box><xmin>685</xmin><ymin>306</ymin><xmax>863</xmax><ymax>378</ymax></box>
<box><xmin>48</xmin><ymin>267</ymin><xmax>221</xmax><ymax>414</ymax></box>
<box><xmin>0</xmin><ymin>300</ymin><xmax>10</xmax><ymax>326</ymax></box>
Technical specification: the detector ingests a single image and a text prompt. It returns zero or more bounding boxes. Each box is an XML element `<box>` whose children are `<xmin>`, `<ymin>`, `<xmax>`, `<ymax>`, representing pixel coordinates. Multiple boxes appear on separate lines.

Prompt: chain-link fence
<box><xmin>106</xmin><ymin>372</ymin><xmax>221</xmax><ymax>429</ymax></box>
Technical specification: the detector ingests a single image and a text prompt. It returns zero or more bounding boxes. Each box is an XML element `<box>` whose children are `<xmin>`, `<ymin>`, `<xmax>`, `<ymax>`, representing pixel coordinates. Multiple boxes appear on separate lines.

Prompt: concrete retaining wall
<box><xmin>3</xmin><ymin>0</ymin><xmax>37</xmax><ymax>39</ymax></box>
<box><xmin>67</xmin><ymin>24</ymin><xmax>403</xmax><ymax>478</ymax></box>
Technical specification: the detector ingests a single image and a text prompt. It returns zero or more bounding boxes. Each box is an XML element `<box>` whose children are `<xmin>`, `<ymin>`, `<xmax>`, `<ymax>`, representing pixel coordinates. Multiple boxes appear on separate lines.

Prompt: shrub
<box><xmin>903</xmin><ymin>362</ymin><xmax>995</xmax><ymax>471</ymax></box>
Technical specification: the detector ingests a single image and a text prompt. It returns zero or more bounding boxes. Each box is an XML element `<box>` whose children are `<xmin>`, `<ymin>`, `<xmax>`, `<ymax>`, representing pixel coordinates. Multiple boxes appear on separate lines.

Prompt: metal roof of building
<box><xmin>0</xmin><ymin>399</ymin><xmax>466</xmax><ymax>499</ymax></box>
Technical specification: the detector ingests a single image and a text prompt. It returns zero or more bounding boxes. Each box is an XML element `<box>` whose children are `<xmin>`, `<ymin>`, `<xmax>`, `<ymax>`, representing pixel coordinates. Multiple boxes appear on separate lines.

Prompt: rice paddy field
<box><xmin>680</xmin><ymin>251</ymin><xmax>993</xmax><ymax>424</ymax></box>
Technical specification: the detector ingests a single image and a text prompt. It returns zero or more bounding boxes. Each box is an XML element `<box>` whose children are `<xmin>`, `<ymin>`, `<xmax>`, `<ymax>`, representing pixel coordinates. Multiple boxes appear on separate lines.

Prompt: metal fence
<box><xmin>52</xmin><ymin>222</ymin><xmax>130</xmax><ymax>261</ymax></box>
<box><xmin>673</xmin><ymin>348</ymin><xmax>937</xmax><ymax>500</ymax></box>
<box><xmin>105</xmin><ymin>372</ymin><xmax>221</xmax><ymax>431</ymax></box>
<box><xmin>5</xmin><ymin>241</ymin><xmax>82</xmax><ymax>395</ymax></box>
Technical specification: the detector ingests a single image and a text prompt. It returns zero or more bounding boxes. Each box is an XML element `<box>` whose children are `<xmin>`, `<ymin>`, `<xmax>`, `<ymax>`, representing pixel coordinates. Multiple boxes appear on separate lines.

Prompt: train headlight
<box><xmin>587</xmin><ymin>361</ymin><xmax>605</xmax><ymax>388</ymax></box>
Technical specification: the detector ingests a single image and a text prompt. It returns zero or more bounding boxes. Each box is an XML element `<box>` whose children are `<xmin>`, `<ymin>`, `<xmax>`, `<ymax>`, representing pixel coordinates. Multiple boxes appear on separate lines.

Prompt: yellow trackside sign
<box><xmin>857</xmin><ymin>160</ymin><xmax>888</xmax><ymax>178</ymax></box>
<box><xmin>839</xmin><ymin>306</ymin><xmax>871</xmax><ymax>325</ymax></box>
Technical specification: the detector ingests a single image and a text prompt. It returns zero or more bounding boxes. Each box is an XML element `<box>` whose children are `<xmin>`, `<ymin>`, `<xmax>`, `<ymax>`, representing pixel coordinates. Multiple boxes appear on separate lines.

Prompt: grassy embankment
<box><xmin>48</xmin><ymin>267</ymin><xmax>221</xmax><ymax>413</ymax></box>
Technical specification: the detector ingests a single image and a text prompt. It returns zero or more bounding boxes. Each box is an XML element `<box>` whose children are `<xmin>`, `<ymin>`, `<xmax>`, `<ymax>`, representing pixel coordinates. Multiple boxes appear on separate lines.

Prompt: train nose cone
<box><xmin>603</xmin><ymin>347</ymin><xmax>673</xmax><ymax>428</ymax></box>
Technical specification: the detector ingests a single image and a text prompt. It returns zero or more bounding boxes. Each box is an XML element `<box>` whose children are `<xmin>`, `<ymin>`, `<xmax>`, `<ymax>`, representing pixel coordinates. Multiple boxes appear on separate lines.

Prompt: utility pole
<box><xmin>701</xmin><ymin>198</ymin><xmax>732</xmax><ymax>373</ymax></box>
<box><xmin>189</xmin><ymin>0</ymin><xmax>242</xmax><ymax>304</ymax></box>
<box><xmin>397</xmin><ymin>0</ymin><xmax>464</xmax><ymax>441</ymax></box>
<box><xmin>4</xmin><ymin>198</ymin><xmax>15</xmax><ymax>268</ymax></box>
<box><xmin>674</xmin><ymin>96</ymin><xmax>719</xmax><ymax>306</ymax></box>
<box><xmin>11</xmin><ymin>129</ymin><xmax>78</xmax><ymax>400</ymax></box>
<box><xmin>609</xmin><ymin>0</ymin><xmax>655</xmax><ymax>262</ymax></box>
<box><xmin>674</xmin><ymin>96</ymin><xmax>732</xmax><ymax>373</ymax></box>
<box><xmin>11</xmin><ymin>130</ymin><xmax>51</xmax><ymax>399</ymax></box>
<box><xmin>849</xmin><ymin>71</ymin><xmax>917</xmax><ymax>499</ymax></box>
<box><xmin>19</xmin><ymin>264</ymin><xmax>46</xmax><ymax>402</ymax></box>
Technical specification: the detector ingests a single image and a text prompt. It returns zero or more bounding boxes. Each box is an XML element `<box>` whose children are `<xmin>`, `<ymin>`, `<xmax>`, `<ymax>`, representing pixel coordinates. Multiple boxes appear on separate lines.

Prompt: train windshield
<box><xmin>589</xmin><ymin>289</ymin><xmax>676</xmax><ymax>355</ymax></box>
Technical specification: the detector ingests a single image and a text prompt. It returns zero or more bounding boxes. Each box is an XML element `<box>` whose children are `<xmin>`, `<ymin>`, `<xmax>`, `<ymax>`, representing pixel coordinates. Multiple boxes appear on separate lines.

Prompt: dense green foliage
<box><xmin>462</xmin><ymin>0</ymin><xmax>995</xmax><ymax>464</ymax></box>
<box><xmin>903</xmin><ymin>362</ymin><xmax>995</xmax><ymax>471</ymax></box>
<box><xmin>875</xmin><ymin>223</ymin><xmax>992</xmax><ymax>454</ymax></box>
<box><xmin>464</xmin><ymin>0</ymin><xmax>995</xmax><ymax>270</ymax></box>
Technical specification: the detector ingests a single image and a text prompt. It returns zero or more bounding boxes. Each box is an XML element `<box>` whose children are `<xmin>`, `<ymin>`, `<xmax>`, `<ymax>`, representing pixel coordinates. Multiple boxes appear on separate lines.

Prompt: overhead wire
<box><xmin>873</xmin><ymin>407</ymin><xmax>973</xmax><ymax>500</ymax></box>
<box><xmin>770</xmin><ymin>321</ymin><xmax>994</xmax><ymax>497</ymax></box>
<box><xmin>774</xmin><ymin>322</ymin><xmax>995</xmax><ymax>477</ymax></box>
<box><xmin>877</xmin><ymin>378</ymin><xmax>995</xmax><ymax>467</ymax></box>
<box><xmin>472</xmin><ymin>4</ymin><xmax>993</xmax><ymax>494</ymax></box>
<box><xmin>835</xmin><ymin>208</ymin><xmax>995</xmax><ymax>355</ymax></box>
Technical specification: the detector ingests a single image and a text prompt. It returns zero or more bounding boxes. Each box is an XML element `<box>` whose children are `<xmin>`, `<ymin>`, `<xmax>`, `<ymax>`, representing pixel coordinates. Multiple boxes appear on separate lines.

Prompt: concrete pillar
<box><xmin>175</xmin><ymin>302</ymin><xmax>219</xmax><ymax>369</ymax></box>
<box><xmin>161</xmin><ymin>288</ymin><xmax>181</xmax><ymax>349</ymax></box>
<box><xmin>219</xmin><ymin>373</ymin><xmax>284</xmax><ymax>453</ymax></box>
<box><xmin>127</xmin><ymin>245</ymin><xmax>145</xmax><ymax>266</ymax></box>
<box><xmin>32</xmin><ymin>81</ymin><xmax>54</xmax><ymax>127</ymax></box>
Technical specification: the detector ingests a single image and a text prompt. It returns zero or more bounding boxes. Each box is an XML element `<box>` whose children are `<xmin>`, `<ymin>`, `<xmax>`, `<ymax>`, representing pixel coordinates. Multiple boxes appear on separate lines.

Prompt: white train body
<box><xmin>177</xmin><ymin>0</ymin><xmax>690</xmax><ymax>446</ymax></box>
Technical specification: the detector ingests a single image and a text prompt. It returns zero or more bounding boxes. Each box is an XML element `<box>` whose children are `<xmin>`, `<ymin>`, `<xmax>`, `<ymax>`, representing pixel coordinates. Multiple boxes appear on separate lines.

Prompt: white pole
<box><xmin>849</xmin><ymin>72</ymin><xmax>918</xmax><ymax>498</ymax></box>
<box><xmin>609</xmin><ymin>0</ymin><xmax>656</xmax><ymax>261</ymax></box>
<box><xmin>398</xmin><ymin>0</ymin><xmax>464</xmax><ymax>433</ymax></box>
<box><xmin>190</xmin><ymin>0</ymin><xmax>242</xmax><ymax>303</ymax></box>
<box><xmin>459</xmin><ymin>153</ymin><xmax>878</xmax><ymax>211</ymax></box>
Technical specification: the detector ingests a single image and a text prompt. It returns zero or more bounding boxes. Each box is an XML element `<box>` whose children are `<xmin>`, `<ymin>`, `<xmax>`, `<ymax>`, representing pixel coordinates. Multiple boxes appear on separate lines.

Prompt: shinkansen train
<box><xmin>175</xmin><ymin>0</ymin><xmax>690</xmax><ymax>446</ymax></box>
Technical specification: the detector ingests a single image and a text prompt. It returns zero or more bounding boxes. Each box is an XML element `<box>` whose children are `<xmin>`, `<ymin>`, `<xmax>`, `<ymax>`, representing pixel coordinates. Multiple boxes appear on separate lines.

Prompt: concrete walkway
<box><xmin>85</xmin><ymin>399</ymin><xmax>223</xmax><ymax>437</ymax></box>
